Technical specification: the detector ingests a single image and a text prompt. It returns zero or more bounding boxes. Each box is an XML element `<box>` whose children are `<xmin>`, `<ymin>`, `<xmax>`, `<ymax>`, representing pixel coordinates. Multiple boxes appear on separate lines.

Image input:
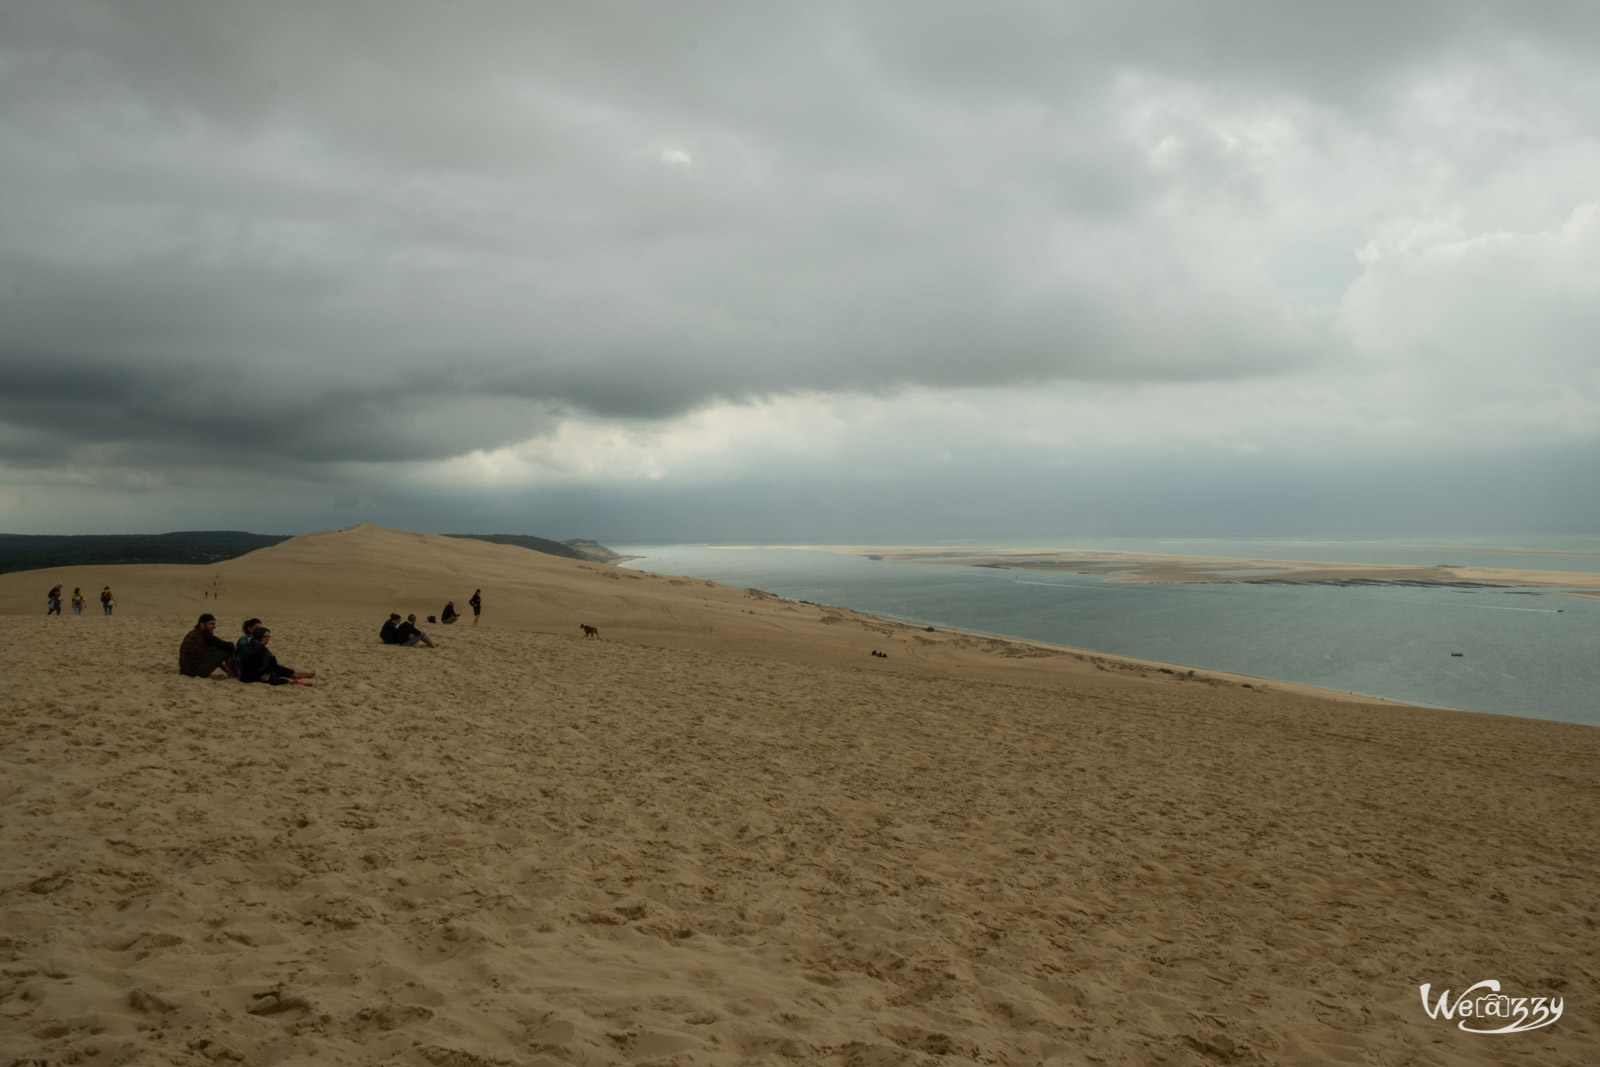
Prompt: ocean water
<box><xmin>618</xmin><ymin>540</ymin><xmax>1600</xmax><ymax>728</ymax></box>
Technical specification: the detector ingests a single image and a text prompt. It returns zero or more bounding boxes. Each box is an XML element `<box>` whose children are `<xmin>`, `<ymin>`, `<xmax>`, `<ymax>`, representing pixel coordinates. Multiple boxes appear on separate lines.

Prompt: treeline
<box><xmin>0</xmin><ymin>530</ymin><xmax>627</xmax><ymax>575</ymax></box>
<box><xmin>0</xmin><ymin>532</ymin><xmax>291</xmax><ymax>574</ymax></box>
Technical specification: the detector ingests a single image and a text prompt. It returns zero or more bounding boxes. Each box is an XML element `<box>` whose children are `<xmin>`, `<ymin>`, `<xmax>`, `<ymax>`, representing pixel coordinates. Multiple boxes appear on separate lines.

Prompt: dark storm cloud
<box><xmin>2</xmin><ymin>0</ymin><xmax>1597</xmax><ymax>483</ymax></box>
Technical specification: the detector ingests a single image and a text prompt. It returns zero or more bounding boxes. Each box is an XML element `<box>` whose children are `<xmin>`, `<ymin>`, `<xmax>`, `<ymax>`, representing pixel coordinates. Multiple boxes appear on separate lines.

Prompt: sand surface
<box><xmin>2</xmin><ymin>525</ymin><xmax>1596</xmax><ymax>1065</ymax></box>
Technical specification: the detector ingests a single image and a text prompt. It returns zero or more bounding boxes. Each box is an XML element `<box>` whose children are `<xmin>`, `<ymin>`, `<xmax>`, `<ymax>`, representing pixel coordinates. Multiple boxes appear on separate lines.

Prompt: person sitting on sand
<box><xmin>237</xmin><ymin>626</ymin><xmax>315</xmax><ymax>685</ymax></box>
<box><xmin>46</xmin><ymin>585</ymin><xmax>62</xmax><ymax>616</ymax></box>
<box><xmin>236</xmin><ymin>618</ymin><xmax>262</xmax><ymax>658</ymax></box>
<box><xmin>379</xmin><ymin>613</ymin><xmax>434</xmax><ymax>647</ymax></box>
<box><xmin>178</xmin><ymin>613</ymin><xmax>239</xmax><ymax>679</ymax></box>
<box><xmin>394</xmin><ymin>613</ymin><xmax>436</xmax><ymax>647</ymax></box>
<box><xmin>440</xmin><ymin>600</ymin><xmax>460</xmax><ymax>625</ymax></box>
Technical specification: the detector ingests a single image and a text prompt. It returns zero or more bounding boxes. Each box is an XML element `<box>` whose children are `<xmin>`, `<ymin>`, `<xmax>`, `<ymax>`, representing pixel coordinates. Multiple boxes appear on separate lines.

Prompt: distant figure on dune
<box><xmin>179</xmin><ymin>613</ymin><xmax>239</xmax><ymax>679</ymax></box>
<box><xmin>441</xmin><ymin>600</ymin><xmax>460</xmax><ymax>625</ymax></box>
<box><xmin>100</xmin><ymin>586</ymin><xmax>115</xmax><ymax>615</ymax></box>
<box><xmin>237</xmin><ymin>626</ymin><xmax>315</xmax><ymax>686</ymax></box>
<box><xmin>470</xmin><ymin>589</ymin><xmax>482</xmax><ymax>626</ymax></box>
<box><xmin>71</xmin><ymin>587</ymin><xmax>85</xmax><ymax>616</ymax></box>
<box><xmin>380</xmin><ymin>613</ymin><xmax>436</xmax><ymax>648</ymax></box>
<box><xmin>46</xmin><ymin>585</ymin><xmax>62</xmax><ymax>616</ymax></box>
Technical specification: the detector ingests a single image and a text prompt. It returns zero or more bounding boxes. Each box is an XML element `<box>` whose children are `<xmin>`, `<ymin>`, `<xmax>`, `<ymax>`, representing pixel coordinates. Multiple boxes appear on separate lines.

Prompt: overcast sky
<box><xmin>3</xmin><ymin>2</ymin><xmax>1598</xmax><ymax>541</ymax></box>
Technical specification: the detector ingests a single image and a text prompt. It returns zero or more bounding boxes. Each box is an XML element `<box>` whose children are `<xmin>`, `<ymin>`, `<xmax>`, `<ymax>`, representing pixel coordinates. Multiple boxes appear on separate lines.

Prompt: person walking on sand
<box><xmin>178</xmin><ymin>613</ymin><xmax>240</xmax><ymax>679</ymax></box>
<box><xmin>100</xmin><ymin>586</ymin><xmax>115</xmax><ymax>615</ymax></box>
<box><xmin>237</xmin><ymin>626</ymin><xmax>315</xmax><ymax>686</ymax></box>
<box><xmin>46</xmin><ymin>585</ymin><xmax>62</xmax><ymax>615</ymax></box>
<box><xmin>71</xmin><ymin>587</ymin><xmax>85</xmax><ymax>616</ymax></box>
<box><xmin>469</xmin><ymin>589</ymin><xmax>482</xmax><ymax>626</ymax></box>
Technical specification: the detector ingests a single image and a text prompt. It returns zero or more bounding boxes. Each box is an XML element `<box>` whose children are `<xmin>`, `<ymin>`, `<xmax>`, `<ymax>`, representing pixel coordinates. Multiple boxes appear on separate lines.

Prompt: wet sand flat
<box><xmin>786</xmin><ymin>544</ymin><xmax>1600</xmax><ymax>590</ymax></box>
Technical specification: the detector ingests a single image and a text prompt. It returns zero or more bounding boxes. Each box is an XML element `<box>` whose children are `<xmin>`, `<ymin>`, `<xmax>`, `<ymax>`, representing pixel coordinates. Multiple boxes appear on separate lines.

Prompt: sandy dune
<box><xmin>2</xmin><ymin>525</ymin><xmax>1595</xmax><ymax>1065</ymax></box>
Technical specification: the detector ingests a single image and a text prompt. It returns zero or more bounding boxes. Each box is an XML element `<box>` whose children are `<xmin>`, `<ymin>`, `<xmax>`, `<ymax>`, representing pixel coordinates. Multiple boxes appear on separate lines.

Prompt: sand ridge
<box><xmin>2</xmin><ymin>526</ymin><xmax>1596</xmax><ymax>1065</ymax></box>
<box><xmin>776</xmin><ymin>544</ymin><xmax>1600</xmax><ymax>591</ymax></box>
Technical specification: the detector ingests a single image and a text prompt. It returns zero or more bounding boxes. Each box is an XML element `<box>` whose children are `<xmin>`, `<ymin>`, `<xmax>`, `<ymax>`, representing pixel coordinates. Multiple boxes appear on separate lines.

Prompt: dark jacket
<box><xmin>178</xmin><ymin>626</ymin><xmax>234</xmax><ymax>676</ymax></box>
<box><xmin>380</xmin><ymin>619</ymin><xmax>401</xmax><ymax>644</ymax></box>
<box><xmin>238</xmin><ymin>639</ymin><xmax>293</xmax><ymax>684</ymax></box>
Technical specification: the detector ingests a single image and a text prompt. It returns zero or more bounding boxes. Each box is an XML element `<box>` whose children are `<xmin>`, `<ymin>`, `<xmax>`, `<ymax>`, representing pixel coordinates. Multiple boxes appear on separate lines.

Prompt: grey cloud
<box><xmin>1</xmin><ymin>0</ymin><xmax>1595</xmax><ymax>479</ymax></box>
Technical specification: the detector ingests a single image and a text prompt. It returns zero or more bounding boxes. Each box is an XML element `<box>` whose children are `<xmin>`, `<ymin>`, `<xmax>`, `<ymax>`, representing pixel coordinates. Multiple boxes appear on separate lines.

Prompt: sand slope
<box><xmin>2</xmin><ymin>526</ymin><xmax>1596</xmax><ymax>1065</ymax></box>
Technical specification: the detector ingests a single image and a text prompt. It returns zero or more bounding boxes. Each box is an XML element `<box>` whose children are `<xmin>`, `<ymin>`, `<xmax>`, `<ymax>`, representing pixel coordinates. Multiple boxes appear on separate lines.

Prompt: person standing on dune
<box><xmin>470</xmin><ymin>589</ymin><xmax>482</xmax><ymax>626</ymax></box>
<box><xmin>100</xmin><ymin>586</ymin><xmax>115</xmax><ymax>615</ymax></box>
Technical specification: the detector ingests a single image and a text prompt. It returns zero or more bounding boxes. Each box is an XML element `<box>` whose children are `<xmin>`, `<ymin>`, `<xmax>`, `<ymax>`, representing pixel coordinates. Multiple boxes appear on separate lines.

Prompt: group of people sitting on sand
<box><xmin>175</xmin><ymin>591</ymin><xmax>483</xmax><ymax>684</ymax></box>
<box><xmin>378</xmin><ymin>589</ymin><xmax>482</xmax><ymax>647</ymax></box>
<box><xmin>178</xmin><ymin>613</ymin><xmax>315</xmax><ymax>686</ymax></box>
<box><xmin>379</xmin><ymin>613</ymin><xmax>436</xmax><ymax>647</ymax></box>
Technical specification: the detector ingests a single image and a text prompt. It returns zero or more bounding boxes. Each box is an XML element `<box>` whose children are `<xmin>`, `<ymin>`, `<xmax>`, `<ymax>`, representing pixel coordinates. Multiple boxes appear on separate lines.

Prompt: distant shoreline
<box><xmin>739</xmin><ymin>544</ymin><xmax>1600</xmax><ymax>595</ymax></box>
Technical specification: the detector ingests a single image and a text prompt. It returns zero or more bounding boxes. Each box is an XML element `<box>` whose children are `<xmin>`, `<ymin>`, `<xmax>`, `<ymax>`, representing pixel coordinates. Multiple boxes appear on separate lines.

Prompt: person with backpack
<box><xmin>46</xmin><ymin>585</ymin><xmax>62</xmax><ymax>615</ymax></box>
<box><xmin>100</xmin><ymin>586</ymin><xmax>115</xmax><ymax>615</ymax></box>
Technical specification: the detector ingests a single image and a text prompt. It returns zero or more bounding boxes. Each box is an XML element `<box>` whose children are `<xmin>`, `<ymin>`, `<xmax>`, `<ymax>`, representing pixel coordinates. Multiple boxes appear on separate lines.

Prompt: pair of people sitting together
<box><xmin>178</xmin><ymin>614</ymin><xmax>315</xmax><ymax>685</ymax></box>
<box><xmin>380</xmin><ymin>613</ymin><xmax>436</xmax><ymax>647</ymax></box>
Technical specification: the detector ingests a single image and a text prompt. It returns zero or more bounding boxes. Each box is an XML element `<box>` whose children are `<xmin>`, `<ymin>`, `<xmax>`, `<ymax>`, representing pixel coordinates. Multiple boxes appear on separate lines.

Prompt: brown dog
<box><xmin>579</xmin><ymin>623</ymin><xmax>600</xmax><ymax>639</ymax></box>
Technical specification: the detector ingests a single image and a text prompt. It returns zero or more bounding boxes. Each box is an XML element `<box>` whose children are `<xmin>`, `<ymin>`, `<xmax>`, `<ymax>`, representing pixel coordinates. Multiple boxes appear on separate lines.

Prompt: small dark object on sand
<box><xmin>1450</xmin><ymin>652</ymin><xmax>1464</xmax><ymax>657</ymax></box>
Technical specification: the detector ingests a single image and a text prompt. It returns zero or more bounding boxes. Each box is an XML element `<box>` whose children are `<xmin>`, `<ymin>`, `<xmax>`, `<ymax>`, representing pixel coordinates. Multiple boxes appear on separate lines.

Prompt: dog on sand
<box><xmin>580</xmin><ymin>623</ymin><xmax>600</xmax><ymax>639</ymax></box>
